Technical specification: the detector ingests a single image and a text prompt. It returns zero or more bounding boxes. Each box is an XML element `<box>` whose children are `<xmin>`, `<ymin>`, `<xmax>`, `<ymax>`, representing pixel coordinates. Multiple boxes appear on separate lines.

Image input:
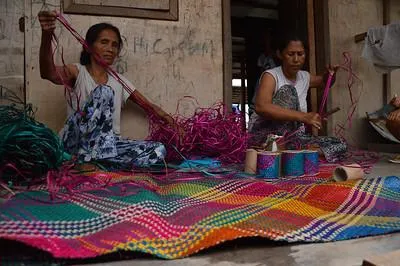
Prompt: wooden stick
<box><xmin>354</xmin><ymin>32</ymin><xmax>367</xmax><ymax>43</ymax></box>
<box><xmin>324</xmin><ymin>107</ymin><xmax>341</xmax><ymax>117</ymax></box>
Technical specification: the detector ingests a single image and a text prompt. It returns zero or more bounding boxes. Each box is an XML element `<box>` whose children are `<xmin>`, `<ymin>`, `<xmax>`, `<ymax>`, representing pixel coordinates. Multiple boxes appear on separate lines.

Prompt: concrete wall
<box><xmin>26</xmin><ymin>0</ymin><xmax>223</xmax><ymax>139</ymax></box>
<box><xmin>0</xmin><ymin>0</ymin><xmax>24</xmax><ymax>103</ymax></box>
<box><xmin>327</xmin><ymin>0</ymin><xmax>387</xmax><ymax>147</ymax></box>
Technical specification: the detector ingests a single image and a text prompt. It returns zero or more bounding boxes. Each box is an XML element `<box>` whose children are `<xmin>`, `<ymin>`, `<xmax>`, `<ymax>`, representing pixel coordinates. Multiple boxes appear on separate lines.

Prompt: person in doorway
<box><xmin>248</xmin><ymin>32</ymin><xmax>346</xmax><ymax>162</ymax></box>
<box><xmin>249</xmin><ymin>31</ymin><xmax>278</xmax><ymax>116</ymax></box>
<box><xmin>38</xmin><ymin>11</ymin><xmax>172</xmax><ymax>168</ymax></box>
<box><xmin>256</xmin><ymin>30</ymin><xmax>278</xmax><ymax>74</ymax></box>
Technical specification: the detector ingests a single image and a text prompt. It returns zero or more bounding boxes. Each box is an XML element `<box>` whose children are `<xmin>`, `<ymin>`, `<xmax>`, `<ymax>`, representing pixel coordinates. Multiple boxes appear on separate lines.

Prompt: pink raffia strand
<box><xmin>315</xmin><ymin>53</ymin><xmax>381</xmax><ymax>172</ymax></box>
<box><xmin>0</xmin><ymin>163</ymin><xmax>43</xmax><ymax>199</ymax></box>
<box><xmin>319</xmin><ymin>73</ymin><xmax>333</xmax><ymax>116</ymax></box>
<box><xmin>150</xmin><ymin>170</ymin><xmax>235</xmax><ymax>183</ymax></box>
<box><xmin>147</xmin><ymin>99</ymin><xmax>249</xmax><ymax>164</ymax></box>
<box><xmin>333</xmin><ymin>52</ymin><xmax>363</xmax><ymax>142</ymax></box>
<box><xmin>276</xmin><ymin>128</ymin><xmax>305</xmax><ymax>148</ymax></box>
<box><xmin>45</xmin><ymin>163</ymin><xmax>128</xmax><ymax>200</ymax></box>
<box><xmin>48</xmin><ymin>160</ymin><xmax>163</xmax><ymax>200</ymax></box>
<box><xmin>339</xmin><ymin>146</ymin><xmax>380</xmax><ymax>174</ymax></box>
<box><xmin>332</xmin><ymin>53</ymin><xmax>380</xmax><ymax>171</ymax></box>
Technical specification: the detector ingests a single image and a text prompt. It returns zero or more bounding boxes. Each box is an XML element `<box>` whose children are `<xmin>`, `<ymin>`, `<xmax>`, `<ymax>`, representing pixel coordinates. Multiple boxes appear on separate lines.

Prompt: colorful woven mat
<box><xmin>0</xmin><ymin>165</ymin><xmax>399</xmax><ymax>259</ymax></box>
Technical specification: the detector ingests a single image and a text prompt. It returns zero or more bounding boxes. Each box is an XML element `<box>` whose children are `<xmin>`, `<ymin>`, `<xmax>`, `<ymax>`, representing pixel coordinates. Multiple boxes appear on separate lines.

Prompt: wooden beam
<box><xmin>313</xmin><ymin>0</ymin><xmax>331</xmax><ymax>136</ymax></box>
<box><xmin>383</xmin><ymin>0</ymin><xmax>391</xmax><ymax>104</ymax></box>
<box><xmin>383</xmin><ymin>0</ymin><xmax>390</xmax><ymax>25</ymax></box>
<box><xmin>240</xmin><ymin>55</ymin><xmax>247</xmax><ymax>130</ymax></box>
<box><xmin>231</xmin><ymin>0</ymin><xmax>278</xmax><ymax>10</ymax></box>
<box><xmin>63</xmin><ymin>0</ymin><xmax>178</xmax><ymax>20</ymax></box>
<box><xmin>222</xmin><ymin>0</ymin><xmax>232</xmax><ymax>109</ymax></box>
<box><xmin>354</xmin><ymin>32</ymin><xmax>367</xmax><ymax>43</ymax></box>
<box><xmin>307</xmin><ymin>0</ymin><xmax>318</xmax><ymax>136</ymax></box>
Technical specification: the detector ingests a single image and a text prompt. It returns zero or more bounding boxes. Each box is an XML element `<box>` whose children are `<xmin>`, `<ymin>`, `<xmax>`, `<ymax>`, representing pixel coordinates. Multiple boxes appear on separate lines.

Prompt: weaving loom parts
<box><xmin>244</xmin><ymin>149</ymin><xmax>320</xmax><ymax>179</ymax></box>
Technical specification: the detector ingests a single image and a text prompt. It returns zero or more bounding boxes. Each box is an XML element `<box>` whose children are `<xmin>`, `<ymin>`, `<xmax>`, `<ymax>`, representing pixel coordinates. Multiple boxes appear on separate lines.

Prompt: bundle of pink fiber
<box><xmin>147</xmin><ymin>101</ymin><xmax>249</xmax><ymax>163</ymax></box>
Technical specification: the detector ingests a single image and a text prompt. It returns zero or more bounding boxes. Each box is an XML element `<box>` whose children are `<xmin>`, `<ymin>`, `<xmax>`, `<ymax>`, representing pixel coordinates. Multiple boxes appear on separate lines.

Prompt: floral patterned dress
<box><xmin>62</xmin><ymin>85</ymin><xmax>166</xmax><ymax>168</ymax></box>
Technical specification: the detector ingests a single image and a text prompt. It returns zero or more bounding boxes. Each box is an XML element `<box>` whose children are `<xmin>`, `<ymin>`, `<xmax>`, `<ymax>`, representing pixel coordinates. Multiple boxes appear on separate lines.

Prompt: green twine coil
<box><xmin>0</xmin><ymin>104</ymin><xmax>68</xmax><ymax>185</ymax></box>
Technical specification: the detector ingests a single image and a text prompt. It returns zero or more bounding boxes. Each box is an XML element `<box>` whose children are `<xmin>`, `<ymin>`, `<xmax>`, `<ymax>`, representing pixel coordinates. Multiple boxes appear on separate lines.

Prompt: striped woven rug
<box><xmin>0</xmin><ymin>165</ymin><xmax>399</xmax><ymax>259</ymax></box>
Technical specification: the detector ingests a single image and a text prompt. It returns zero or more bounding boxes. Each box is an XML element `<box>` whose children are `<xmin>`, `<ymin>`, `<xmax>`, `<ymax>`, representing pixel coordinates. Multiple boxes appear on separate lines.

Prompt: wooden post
<box><xmin>240</xmin><ymin>54</ymin><xmax>247</xmax><ymax>131</ymax></box>
<box><xmin>354</xmin><ymin>32</ymin><xmax>367</xmax><ymax>43</ymax></box>
<box><xmin>222</xmin><ymin>0</ymin><xmax>232</xmax><ymax>110</ymax></box>
<box><xmin>307</xmin><ymin>0</ymin><xmax>318</xmax><ymax>136</ymax></box>
<box><xmin>383</xmin><ymin>0</ymin><xmax>391</xmax><ymax>104</ymax></box>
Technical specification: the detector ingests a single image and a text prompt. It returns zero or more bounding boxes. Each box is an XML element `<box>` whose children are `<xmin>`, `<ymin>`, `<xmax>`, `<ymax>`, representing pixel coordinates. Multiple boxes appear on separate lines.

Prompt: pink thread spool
<box><xmin>303</xmin><ymin>150</ymin><xmax>319</xmax><ymax>176</ymax></box>
<box><xmin>282</xmin><ymin>150</ymin><xmax>304</xmax><ymax>177</ymax></box>
<box><xmin>257</xmin><ymin>152</ymin><xmax>281</xmax><ymax>179</ymax></box>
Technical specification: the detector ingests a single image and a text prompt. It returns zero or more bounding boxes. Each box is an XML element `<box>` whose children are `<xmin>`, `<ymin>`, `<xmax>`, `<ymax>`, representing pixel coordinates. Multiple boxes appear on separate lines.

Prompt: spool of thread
<box><xmin>282</xmin><ymin>150</ymin><xmax>304</xmax><ymax>177</ymax></box>
<box><xmin>303</xmin><ymin>150</ymin><xmax>319</xmax><ymax>176</ymax></box>
<box><xmin>333</xmin><ymin>164</ymin><xmax>364</xmax><ymax>182</ymax></box>
<box><xmin>244</xmin><ymin>149</ymin><xmax>258</xmax><ymax>174</ymax></box>
<box><xmin>257</xmin><ymin>152</ymin><xmax>281</xmax><ymax>179</ymax></box>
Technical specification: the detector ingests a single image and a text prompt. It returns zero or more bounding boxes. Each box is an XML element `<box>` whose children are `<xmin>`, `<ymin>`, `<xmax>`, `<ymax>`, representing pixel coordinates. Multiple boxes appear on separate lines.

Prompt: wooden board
<box><xmin>63</xmin><ymin>0</ymin><xmax>178</xmax><ymax>20</ymax></box>
<box><xmin>306</xmin><ymin>0</ymin><xmax>317</xmax><ymax>136</ymax></box>
<box><xmin>222</xmin><ymin>0</ymin><xmax>232</xmax><ymax>109</ymax></box>
<box><xmin>72</xmin><ymin>0</ymin><xmax>170</xmax><ymax>10</ymax></box>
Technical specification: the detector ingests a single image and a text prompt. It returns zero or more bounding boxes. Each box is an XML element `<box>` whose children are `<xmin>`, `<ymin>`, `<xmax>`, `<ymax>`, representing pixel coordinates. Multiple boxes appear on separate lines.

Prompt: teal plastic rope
<box><xmin>0</xmin><ymin>102</ymin><xmax>68</xmax><ymax>185</ymax></box>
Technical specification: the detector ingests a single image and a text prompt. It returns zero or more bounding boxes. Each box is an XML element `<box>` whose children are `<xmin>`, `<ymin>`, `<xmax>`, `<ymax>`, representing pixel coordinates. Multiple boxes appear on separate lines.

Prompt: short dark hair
<box><xmin>275</xmin><ymin>31</ymin><xmax>306</xmax><ymax>52</ymax></box>
<box><xmin>80</xmin><ymin>23</ymin><xmax>123</xmax><ymax>65</ymax></box>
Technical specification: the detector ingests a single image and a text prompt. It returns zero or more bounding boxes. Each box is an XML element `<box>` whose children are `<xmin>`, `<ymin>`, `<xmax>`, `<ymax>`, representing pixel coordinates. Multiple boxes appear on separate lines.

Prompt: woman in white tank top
<box><xmin>38</xmin><ymin>11</ymin><xmax>172</xmax><ymax>167</ymax></box>
<box><xmin>248</xmin><ymin>32</ymin><xmax>347</xmax><ymax>162</ymax></box>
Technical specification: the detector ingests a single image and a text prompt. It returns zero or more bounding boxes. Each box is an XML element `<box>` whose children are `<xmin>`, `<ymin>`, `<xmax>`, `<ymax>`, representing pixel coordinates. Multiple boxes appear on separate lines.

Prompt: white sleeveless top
<box><xmin>67</xmin><ymin>64</ymin><xmax>133</xmax><ymax>134</ymax></box>
<box><xmin>264</xmin><ymin>66</ymin><xmax>310</xmax><ymax>112</ymax></box>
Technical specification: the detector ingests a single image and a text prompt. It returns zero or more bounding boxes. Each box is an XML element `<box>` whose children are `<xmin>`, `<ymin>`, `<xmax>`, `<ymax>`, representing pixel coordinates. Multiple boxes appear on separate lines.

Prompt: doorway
<box><xmin>223</xmin><ymin>0</ymin><xmax>329</xmax><ymax>133</ymax></box>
